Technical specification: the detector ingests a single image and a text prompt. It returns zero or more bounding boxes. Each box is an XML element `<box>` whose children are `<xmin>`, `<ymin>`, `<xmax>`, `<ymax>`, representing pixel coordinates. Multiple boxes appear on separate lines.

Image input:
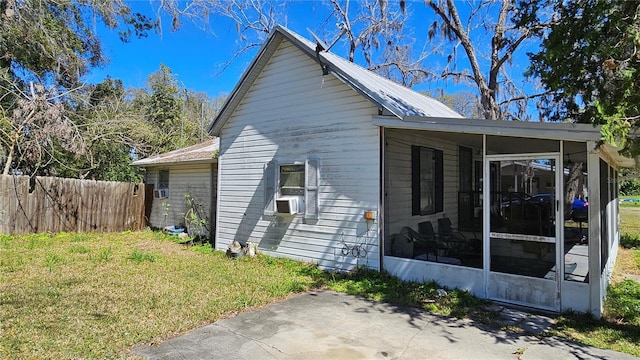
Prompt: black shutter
<box><xmin>411</xmin><ymin>145</ymin><xmax>420</xmax><ymax>216</ymax></box>
<box><xmin>435</xmin><ymin>149</ymin><xmax>444</xmax><ymax>213</ymax></box>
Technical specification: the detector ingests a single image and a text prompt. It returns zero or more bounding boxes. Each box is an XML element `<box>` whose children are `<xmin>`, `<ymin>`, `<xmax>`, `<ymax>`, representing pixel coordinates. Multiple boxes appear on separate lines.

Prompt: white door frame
<box><xmin>483</xmin><ymin>151</ymin><xmax>563</xmax><ymax>311</ymax></box>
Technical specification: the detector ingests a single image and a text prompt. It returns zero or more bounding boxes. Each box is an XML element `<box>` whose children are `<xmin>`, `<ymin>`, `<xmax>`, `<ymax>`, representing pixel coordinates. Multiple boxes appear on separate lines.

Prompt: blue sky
<box><xmin>88</xmin><ymin>1</ymin><xmax>353</xmax><ymax>98</ymax></box>
<box><xmin>87</xmin><ymin>1</ymin><xmax>536</xmax><ymax>103</ymax></box>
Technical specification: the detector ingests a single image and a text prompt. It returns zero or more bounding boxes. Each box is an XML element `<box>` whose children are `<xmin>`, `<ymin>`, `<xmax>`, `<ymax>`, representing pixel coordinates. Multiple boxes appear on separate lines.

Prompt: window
<box><xmin>412</xmin><ymin>146</ymin><xmax>443</xmax><ymax>215</ymax></box>
<box><xmin>279</xmin><ymin>165</ymin><xmax>305</xmax><ymax>196</ymax></box>
<box><xmin>264</xmin><ymin>159</ymin><xmax>319</xmax><ymax>220</ymax></box>
<box><xmin>158</xmin><ymin>170</ymin><xmax>169</xmax><ymax>189</ymax></box>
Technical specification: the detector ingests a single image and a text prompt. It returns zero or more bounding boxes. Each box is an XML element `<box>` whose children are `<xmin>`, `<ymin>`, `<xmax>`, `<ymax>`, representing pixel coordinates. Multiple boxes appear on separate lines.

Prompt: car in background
<box><xmin>519</xmin><ymin>193</ymin><xmax>588</xmax><ymax>221</ymax></box>
<box><xmin>529</xmin><ymin>193</ymin><xmax>588</xmax><ymax>220</ymax></box>
<box><xmin>571</xmin><ymin>197</ymin><xmax>588</xmax><ymax>222</ymax></box>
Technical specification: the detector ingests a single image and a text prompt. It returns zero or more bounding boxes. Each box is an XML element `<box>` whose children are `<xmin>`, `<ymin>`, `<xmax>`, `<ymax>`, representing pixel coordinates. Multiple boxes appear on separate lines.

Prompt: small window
<box><xmin>264</xmin><ymin>159</ymin><xmax>319</xmax><ymax>220</ymax></box>
<box><xmin>158</xmin><ymin>170</ymin><xmax>169</xmax><ymax>189</ymax></box>
<box><xmin>279</xmin><ymin>165</ymin><xmax>305</xmax><ymax>196</ymax></box>
<box><xmin>412</xmin><ymin>146</ymin><xmax>443</xmax><ymax>215</ymax></box>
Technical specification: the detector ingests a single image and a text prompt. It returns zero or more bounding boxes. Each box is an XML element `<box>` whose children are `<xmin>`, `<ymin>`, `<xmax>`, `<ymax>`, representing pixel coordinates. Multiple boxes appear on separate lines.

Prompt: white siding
<box><xmin>385</xmin><ymin>128</ymin><xmax>479</xmax><ymax>237</ymax></box>
<box><xmin>216</xmin><ymin>39</ymin><xmax>380</xmax><ymax>271</ymax></box>
<box><xmin>147</xmin><ymin>163</ymin><xmax>215</xmax><ymax>237</ymax></box>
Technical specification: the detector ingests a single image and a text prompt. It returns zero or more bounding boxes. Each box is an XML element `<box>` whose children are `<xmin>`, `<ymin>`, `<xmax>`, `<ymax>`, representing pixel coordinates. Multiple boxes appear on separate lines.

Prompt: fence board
<box><xmin>0</xmin><ymin>175</ymin><xmax>146</xmax><ymax>235</ymax></box>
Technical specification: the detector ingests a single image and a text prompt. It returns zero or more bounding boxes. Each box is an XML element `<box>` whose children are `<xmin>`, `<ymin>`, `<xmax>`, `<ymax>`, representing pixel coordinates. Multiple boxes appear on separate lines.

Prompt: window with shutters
<box><xmin>264</xmin><ymin>159</ymin><xmax>319</xmax><ymax>221</ymax></box>
<box><xmin>412</xmin><ymin>146</ymin><xmax>443</xmax><ymax>215</ymax></box>
<box><xmin>279</xmin><ymin>165</ymin><xmax>305</xmax><ymax>196</ymax></box>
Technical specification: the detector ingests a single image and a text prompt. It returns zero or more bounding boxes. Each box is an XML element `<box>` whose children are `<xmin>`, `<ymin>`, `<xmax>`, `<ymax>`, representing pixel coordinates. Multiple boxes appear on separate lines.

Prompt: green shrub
<box><xmin>621</xmin><ymin>233</ymin><xmax>640</xmax><ymax>249</ymax></box>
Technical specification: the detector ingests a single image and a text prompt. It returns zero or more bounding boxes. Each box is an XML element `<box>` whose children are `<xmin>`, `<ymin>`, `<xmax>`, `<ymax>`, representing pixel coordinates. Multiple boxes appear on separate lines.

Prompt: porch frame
<box><xmin>376</xmin><ymin>116</ymin><xmax>627</xmax><ymax>316</ymax></box>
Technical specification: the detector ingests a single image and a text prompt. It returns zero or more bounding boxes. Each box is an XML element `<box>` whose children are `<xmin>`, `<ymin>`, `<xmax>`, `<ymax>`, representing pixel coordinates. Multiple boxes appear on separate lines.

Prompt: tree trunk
<box><xmin>564</xmin><ymin>162</ymin><xmax>583</xmax><ymax>217</ymax></box>
<box><xmin>2</xmin><ymin>143</ymin><xmax>14</xmax><ymax>175</ymax></box>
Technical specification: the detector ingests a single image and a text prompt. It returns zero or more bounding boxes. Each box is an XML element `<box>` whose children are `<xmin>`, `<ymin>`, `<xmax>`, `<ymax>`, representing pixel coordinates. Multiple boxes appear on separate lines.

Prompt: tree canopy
<box><xmin>0</xmin><ymin>1</ymin><xmax>217</xmax><ymax>180</ymax></box>
<box><xmin>2</xmin><ymin>0</ymin><xmax>640</xmax><ymax>180</ymax></box>
<box><xmin>526</xmin><ymin>0</ymin><xmax>640</xmax><ymax>156</ymax></box>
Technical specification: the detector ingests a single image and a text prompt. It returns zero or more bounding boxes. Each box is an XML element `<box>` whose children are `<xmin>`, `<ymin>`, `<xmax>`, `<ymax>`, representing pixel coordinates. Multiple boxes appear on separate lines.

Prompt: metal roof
<box><xmin>282</xmin><ymin>27</ymin><xmax>463</xmax><ymax>119</ymax></box>
<box><xmin>204</xmin><ymin>26</ymin><xmax>637</xmax><ymax>169</ymax></box>
<box><xmin>131</xmin><ymin>138</ymin><xmax>219</xmax><ymax>167</ymax></box>
<box><xmin>208</xmin><ymin>26</ymin><xmax>461</xmax><ymax>136</ymax></box>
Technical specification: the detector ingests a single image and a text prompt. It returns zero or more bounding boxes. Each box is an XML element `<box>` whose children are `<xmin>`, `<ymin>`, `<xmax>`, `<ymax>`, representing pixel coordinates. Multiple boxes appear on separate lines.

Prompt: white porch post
<box><xmin>587</xmin><ymin>141</ymin><xmax>602</xmax><ymax>318</ymax></box>
<box><xmin>482</xmin><ymin>134</ymin><xmax>489</xmax><ymax>299</ymax></box>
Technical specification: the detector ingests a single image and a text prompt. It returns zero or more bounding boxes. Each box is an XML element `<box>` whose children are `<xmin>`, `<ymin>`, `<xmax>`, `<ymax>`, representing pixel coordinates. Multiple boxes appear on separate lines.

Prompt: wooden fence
<box><xmin>0</xmin><ymin>175</ymin><xmax>146</xmax><ymax>235</ymax></box>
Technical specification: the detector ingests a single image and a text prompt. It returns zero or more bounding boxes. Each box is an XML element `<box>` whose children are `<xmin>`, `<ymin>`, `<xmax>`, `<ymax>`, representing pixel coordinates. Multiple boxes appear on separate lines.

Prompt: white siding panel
<box><xmin>217</xmin><ymin>39</ymin><xmax>380</xmax><ymax>271</ymax></box>
<box><xmin>147</xmin><ymin>163</ymin><xmax>214</xmax><ymax>236</ymax></box>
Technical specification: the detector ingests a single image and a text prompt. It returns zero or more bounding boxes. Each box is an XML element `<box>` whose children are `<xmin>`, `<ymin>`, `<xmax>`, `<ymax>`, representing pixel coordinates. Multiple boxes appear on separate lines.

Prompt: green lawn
<box><xmin>0</xmin><ymin>231</ymin><xmax>472</xmax><ymax>359</ymax></box>
<box><xmin>3</xmin><ymin>205</ymin><xmax>640</xmax><ymax>359</ymax></box>
<box><xmin>0</xmin><ymin>232</ymin><xmax>326</xmax><ymax>359</ymax></box>
<box><xmin>547</xmin><ymin>206</ymin><xmax>640</xmax><ymax>356</ymax></box>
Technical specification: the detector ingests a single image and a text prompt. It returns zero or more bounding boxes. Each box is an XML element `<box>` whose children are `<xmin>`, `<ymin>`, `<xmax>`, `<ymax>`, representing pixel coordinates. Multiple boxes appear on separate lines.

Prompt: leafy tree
<box><xmin>0</xmin><ymin>0</ymin><xmax>156</xmax><ymax>89</ymax></box>
<box><xmin>0</xmin><ymin>77</ymin><xmax>88</xmax><ymax>176</ymax></box>
<box><xmin>526</xmin><ymin>0</ymin><xmax>640</xmax><ymax>156</ymax></box>
<box><xmin>0</xmin><ymin>0</ymin><xmax>155</xmax><ymax>175</ymax></box>
<box><xmin>135</xmin><ymin>64</ymin><xmax>215</xmax><ymax>155</ymax></box>
<box><xmin>65</xmin><ymin>77</ymin><xmax>150</xmax><ymax>181</ymax></box>
<box><xmin>619</xmin><ymin>169</ymin><xmax>640</xmax><ymax>196</ymax></box>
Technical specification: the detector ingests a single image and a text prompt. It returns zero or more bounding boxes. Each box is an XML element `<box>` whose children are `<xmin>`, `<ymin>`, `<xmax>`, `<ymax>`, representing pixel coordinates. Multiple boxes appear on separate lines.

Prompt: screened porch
<box><xmin>378</xmin><ymin>120</ymin><xmax>625</xmax><ymax>314</ymax></box>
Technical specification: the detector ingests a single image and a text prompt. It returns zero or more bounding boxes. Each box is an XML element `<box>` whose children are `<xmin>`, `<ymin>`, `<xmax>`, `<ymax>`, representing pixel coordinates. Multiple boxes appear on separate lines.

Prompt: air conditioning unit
<box><xmin>153</xmin><ymin>188</ymin><xmax>169</xmax><ymax>199</ymax></box>
<box><xmin>276</xmin><ymin>198</ymin><xmax>298</xmax><ymax>215</ymax></box>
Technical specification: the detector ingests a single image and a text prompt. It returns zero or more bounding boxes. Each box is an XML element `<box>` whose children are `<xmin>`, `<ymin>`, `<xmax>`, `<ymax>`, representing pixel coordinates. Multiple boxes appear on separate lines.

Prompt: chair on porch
<box><xmin>437</xmin><ymin>218</ymin><xmax>466</xmax><ymax>241</ymax></box>
<box><xmin>437</xmin><ymin>217</ymin><xmax>481</xmax><ymax>266</ymax></box>
<box><xmin>403</xmin><ymin>223</ymin><xmax>463</xmax><ymax>265</ymax></box>
<box><xmin>400</xmin><ymin>226</ymin><xmax>439</xmax><ymax>262</ymax></box>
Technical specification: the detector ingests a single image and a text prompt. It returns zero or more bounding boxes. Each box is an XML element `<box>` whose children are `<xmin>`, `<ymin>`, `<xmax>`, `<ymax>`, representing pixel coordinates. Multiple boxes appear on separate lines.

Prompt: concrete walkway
<box><xmin>133</xmin><ymin>290</ymin><xmax>636</xmax><ymax>360</ymax></box>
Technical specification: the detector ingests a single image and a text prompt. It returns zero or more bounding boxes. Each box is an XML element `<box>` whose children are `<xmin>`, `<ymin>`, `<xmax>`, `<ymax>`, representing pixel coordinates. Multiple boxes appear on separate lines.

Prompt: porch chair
<box><xmin>437</xmin><ymin>217</ymin><xmax>466</xmax><ymax>242</ymax></box>
<box><xmin>438</xmin><ymin>217</ymin><xmax>481</xmax><ymax>264</ymax></box>
<box><xmin>399</xmin><ymin>226</ymin><xmax>439</xmax><ymax>262</ymax></box>
<box><xmin>419</xmin><ymin>220</ymin><xmax>455</xmax><ymax>258</ymax></box>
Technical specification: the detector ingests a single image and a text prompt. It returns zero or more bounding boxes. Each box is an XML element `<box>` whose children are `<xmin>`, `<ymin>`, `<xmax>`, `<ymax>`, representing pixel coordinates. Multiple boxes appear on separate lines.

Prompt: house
<box><xmin>208</xmin><ymin>25</ymin><xmax>635</xmax><ymax>316</ymax></box>
<box><xmin>499</xmin><ymin>160</ymin><xmax>587</xmax><ymax>200</ymax></box>
<box><xmin>132</xmin><ymin>138</ymin><xmax>219</xmax><ymax>238</ymax></box>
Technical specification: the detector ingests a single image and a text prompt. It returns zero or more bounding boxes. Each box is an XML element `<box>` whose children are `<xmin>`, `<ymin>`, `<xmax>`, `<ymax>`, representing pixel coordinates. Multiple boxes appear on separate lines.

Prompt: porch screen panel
<box><xmin>600</xmin><ymin>159</ymin><xmax>609</xmax><ymax>272</ymax></box>
<box><xmin>563</xmin><ymin>142</ymin><xmax>590</xmax><ymax>283</ymax></box>
<box><xmin>458</xmin><ymin>147</ymin><xmax>474</xmax><ymax>231</ymax></box>
<box><xmin>489</xmin><ymin>158</ymin><xmax>558</xmax><ymax>279</ymax></box>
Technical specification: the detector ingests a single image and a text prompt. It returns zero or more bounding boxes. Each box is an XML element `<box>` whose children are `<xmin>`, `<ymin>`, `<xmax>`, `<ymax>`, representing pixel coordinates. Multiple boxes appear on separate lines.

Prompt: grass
<box><xmin>2</xmin><ymin>204</ymin><xmax>640</xmax><ymax>358</ymax></box>
<box><xmin>546</xmin><ymin>206</ymin><xmax>640</xmax><ymax>356</ymax></box>
<box><xmin>0</xmin><ymin>230</ymin><xmax>488</xmax><ymax>360</ymax></box>
<box><xmin>0</xmin><ymin>231</ymin><xmax>327</xmax><ymax>359</ymax></box>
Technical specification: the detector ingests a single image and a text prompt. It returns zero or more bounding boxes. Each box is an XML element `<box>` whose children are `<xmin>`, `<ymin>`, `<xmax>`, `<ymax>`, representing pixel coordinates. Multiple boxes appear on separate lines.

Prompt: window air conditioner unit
<box><xmin>153</xmin><ymin>188</ymin><xmax>169</xmax><ymax>199</ymax></box>
<box><xmin>276</xmin><ymin>198</ymin><xmax>298</xmax><ymax>215</ymax></box>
